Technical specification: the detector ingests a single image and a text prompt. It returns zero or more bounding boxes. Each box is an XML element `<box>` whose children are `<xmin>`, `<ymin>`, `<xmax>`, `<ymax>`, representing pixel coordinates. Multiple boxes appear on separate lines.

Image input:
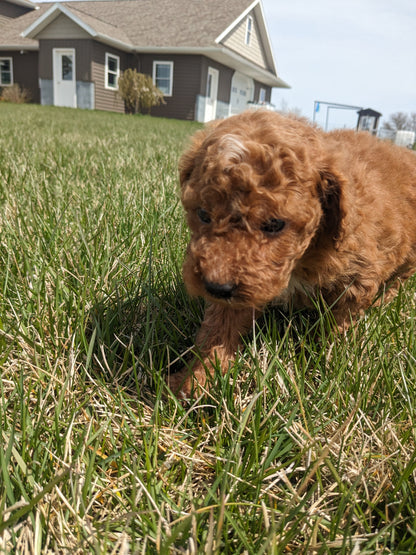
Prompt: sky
<box><xmin>261</xmin><ymin>0</ymin><xmax>416</xmax><ymax>129</ymax></box>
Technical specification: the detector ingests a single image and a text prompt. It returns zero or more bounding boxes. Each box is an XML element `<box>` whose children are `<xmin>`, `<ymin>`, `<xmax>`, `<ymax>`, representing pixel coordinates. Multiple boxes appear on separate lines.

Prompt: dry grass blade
<box><xmin>0</xmin><ymin>103</ymin><xmax>415</xmax><ymax>553</ymax></box>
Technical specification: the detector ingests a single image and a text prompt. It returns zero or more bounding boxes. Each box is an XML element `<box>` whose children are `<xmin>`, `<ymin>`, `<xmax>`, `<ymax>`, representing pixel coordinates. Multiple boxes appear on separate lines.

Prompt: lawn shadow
<box><xmin>84</xmin><ymin>277</ymin><xmax>204</xmax><ymax>400</ymax></box>
<box><xmin>84</xmin><ymin>275</ymin><xmax>338</xmax><ymax>404</ymax></box>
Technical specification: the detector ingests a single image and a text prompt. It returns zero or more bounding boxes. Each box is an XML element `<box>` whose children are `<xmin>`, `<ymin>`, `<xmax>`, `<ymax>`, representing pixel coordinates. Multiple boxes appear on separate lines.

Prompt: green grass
<box><xmin>0</xmin><ymin>103</ymin><xmax>415</xmax><ymax>554</ymax></box>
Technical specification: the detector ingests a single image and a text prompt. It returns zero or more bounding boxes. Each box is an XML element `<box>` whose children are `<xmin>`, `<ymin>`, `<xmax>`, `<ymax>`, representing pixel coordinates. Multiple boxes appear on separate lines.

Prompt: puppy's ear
<box><xmin>317</xmin><ymin>167</ymin><xmax>347</xmax><ymax>249</ymax></box>
<box><xmin>179</xmin><ymin>130</ymin><xmax>205</xmax><ymax>186</ymax></box>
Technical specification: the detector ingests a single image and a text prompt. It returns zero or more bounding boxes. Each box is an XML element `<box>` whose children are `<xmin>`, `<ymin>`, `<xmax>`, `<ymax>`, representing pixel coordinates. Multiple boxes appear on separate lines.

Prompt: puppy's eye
<box><xmin>261</xmin><ymin>218</ymin><xmax>285</xmax><ymax>235</ymax></box>
<box><xmin>197</xmin><ymin>208</ymin><xmax>211</xmax><ymax>224</ymax></box>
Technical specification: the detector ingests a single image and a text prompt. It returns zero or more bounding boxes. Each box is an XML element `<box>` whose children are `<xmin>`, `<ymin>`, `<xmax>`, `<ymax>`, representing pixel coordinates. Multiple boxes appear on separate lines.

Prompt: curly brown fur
<box><xmin>168</xmin><ymin>110</ymin><xmax>416</xmax><ymax>398</ymax></box>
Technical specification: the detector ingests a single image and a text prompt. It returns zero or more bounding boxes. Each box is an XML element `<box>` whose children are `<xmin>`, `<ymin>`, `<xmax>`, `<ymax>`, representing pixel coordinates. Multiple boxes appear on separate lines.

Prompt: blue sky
<box><xmin>262</xmin><ymin>0</ymin><xmax>416</xmax><ymax>128</ymax></box>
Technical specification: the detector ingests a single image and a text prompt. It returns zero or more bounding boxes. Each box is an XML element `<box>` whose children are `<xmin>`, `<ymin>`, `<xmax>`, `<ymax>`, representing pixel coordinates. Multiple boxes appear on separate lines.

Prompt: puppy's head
<box><xmin>180</xmin><ymin>110</ymin><xmax>345</xmax><ymax>309</ymax></box>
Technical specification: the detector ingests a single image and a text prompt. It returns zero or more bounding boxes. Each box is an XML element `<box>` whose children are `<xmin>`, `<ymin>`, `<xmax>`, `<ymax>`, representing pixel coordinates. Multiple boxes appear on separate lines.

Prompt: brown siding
<box><xmin>38</xmin><ymin>39</ymin><xmax>128</xmax><ymax>112</ymax></box>
<box><xmin>253</xmin><ymin>81</ymin><xmax>271</xmax><ymax>103</ymax></box>
<box><xmin>199</xmin><ymin>56</ymin><xmax>233</xmax><ymax>104</ymax></box>
<box><xmin>38</xmin><ymin>39</ymin><xmax>93</xmax><ymax>81</ymax></box>
<box><xmin>11</xmin><ymin>37</ymin><xmax>269</xmax><ymax>117</ymax></box>
<box><xmin>138</xmin><ymin>54</ymin><xmax>233</xmax><ymax>120</ymax></box>
<box><xmin>91</xmin><ymin>41</ymin><xmax>128</xmax><ymax>113</ymax></box>
<box><xmin>0</xmin><ymin>50</ymin><xmax>39</xmax><ymax>103</ymax></box>
<box><xmin>138</xmin><ymin>54</ymin><xmax>202</xmax><ymax>120</ymax></box>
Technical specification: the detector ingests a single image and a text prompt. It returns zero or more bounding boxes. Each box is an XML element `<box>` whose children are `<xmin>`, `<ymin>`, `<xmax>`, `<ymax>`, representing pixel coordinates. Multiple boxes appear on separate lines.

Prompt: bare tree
<box><xmin>382</xmin><ymin>111</ymin><xmax>413</xmax><ymax>133</ymax></box>
<box><xmin>408</xmin><ymin>113</ymin><xmax>416</xmax><ymax>133</ymax></box>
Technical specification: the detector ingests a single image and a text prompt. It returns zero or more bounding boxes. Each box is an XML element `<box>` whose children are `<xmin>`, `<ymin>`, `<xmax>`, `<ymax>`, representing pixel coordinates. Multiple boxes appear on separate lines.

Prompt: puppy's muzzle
<box><xmin>203</xmin><ymin>280</ymin><xmax>236</xmax><ymax>300</ymax></box>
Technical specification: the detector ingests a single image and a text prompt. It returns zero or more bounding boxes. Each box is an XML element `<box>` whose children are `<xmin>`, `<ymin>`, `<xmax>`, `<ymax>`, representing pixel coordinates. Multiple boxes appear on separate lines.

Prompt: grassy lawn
<box><xmin>0</xmin><ymin>103</ymin><xmax>415</xmax><ymax>554</ymax></box>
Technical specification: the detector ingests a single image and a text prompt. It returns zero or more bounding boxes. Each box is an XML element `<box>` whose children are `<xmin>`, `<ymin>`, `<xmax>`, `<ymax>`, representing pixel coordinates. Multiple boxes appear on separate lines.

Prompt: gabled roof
<box><xmin>215</xmin><ymin>1</ymin><xmax>276</xmax><ymax>74</ymax></box>
<box><xmin>357</xmin><ymin>108</ymin><xmax>382</xmax><ymax>117</ymax></box>
<box><xmin>23</xmin><ymin>2</ymin><xmax>133</xmax><ymax>49</ymax></box>
<box><xmin>23</xmin><ymin>0</ymin><xmax>259</xmax><ymax>48</ymax></box>
<box><xmin>2</xmin><ymin>0</ymin><xmax>289</xmax><ymax>87</ymax></box>
<box><xmin>0</xmin><ymin>0</ymin><xmax>46</xmax><ymax>49</ymax></box>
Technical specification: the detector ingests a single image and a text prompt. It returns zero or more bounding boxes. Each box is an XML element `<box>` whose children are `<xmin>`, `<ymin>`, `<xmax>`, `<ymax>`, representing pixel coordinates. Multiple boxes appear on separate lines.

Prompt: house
<box><xmin>0</xmin><ymin>0</ymin><xmax>289</xmax><ymax>121</ymax></box>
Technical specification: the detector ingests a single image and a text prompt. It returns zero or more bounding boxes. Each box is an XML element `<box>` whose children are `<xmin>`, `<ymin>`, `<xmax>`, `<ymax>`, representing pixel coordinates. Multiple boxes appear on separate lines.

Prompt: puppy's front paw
<box><xmin>166</xmin><ymin>365</ymin><xmax>208</xmax><ymax>399</ymax></box>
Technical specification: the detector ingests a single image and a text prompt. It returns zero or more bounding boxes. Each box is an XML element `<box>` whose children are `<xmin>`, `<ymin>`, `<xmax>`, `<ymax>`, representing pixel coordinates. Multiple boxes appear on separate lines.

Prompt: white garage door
<box><xmin>230</xmin><ymin>72</ymin><xmax>254</xmax><ymax>115</ymax></box>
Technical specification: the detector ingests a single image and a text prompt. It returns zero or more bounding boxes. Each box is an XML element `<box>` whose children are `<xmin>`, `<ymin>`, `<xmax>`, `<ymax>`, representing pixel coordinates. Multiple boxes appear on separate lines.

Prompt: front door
<box><xmin>53</xmin><ymin>49</ymin><xmax>76</xmax><ymax>108</ymax></box>
<box><xmin>204</xmin><ymin>67</ymin><xmax>218</xmax><ymax>122</ymax></box>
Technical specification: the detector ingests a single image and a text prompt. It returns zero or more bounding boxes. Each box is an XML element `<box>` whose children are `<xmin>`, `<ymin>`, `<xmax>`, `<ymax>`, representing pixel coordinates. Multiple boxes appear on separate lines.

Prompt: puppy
<box><xmin>168</xmin><ymin>110</ymin><xmax>416</xmax><ymax>397</ymax></box>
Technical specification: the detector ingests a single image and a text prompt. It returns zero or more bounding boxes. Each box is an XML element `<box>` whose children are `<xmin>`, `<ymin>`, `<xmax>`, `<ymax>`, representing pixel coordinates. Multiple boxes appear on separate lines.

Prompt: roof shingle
<box><xmin>65</xmin><ymin>0</ymin><xmax>254</xmax><ymax>48</ymax></box>
<box><xmin>1</xmin><ymin>0</ymin><xmax>255</xmax><ymax>49</ymax></box>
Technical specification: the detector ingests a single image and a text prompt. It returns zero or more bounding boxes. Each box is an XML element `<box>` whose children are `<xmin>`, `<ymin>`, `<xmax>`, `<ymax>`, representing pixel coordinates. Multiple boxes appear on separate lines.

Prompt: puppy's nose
<box><xmin>204</xmin><ymin>280</ymin><xmax>236</xmax><ymax>300</ymax></box>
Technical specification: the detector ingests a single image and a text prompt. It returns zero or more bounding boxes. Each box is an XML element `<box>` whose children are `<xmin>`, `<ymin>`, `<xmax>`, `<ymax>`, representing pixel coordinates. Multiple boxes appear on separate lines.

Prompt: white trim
<box><xmin>245</xmin><ymin>15</ymin><xmax>253</xmax><ymax>46</ymax></box>
<box><xmin>152</xmin><ymin>61</ymin><xmax>174</xmax><ymax>97</ymax></box>
<box><xmin>215</xmin><ymin>0</ymin><xmax>279</xmax><ymax>79</ymax></box>
<box><xmin>105</xmin><ymin>52</ymin><xmax>120</xmax><ymax>90</ymax></box>
<box><xmin>22</xmin><ymin>3</ymin><xmax>135</xmax><ymax>54</ymax></box>
<box><xmin>20</xmin><ymin>1</ymin><xmax>288</xmax><ymax>89</ymax></box>
<box><xmin>213</xmin><ymin>46</ymin><xmax>289</xmax><ymax>88</ymax></box>
<box><xmin>85</xmin><ymin>34</ymin><xmax>132</xmax><ymax>53</ymax></box>
<box><xmin>1</xmin><ymin>45</ymin><xmax>38</xmax><ymax>51</ymax></box>
<box><xmin>215</xmin><ymin>0</ymin><xmax>259</xmax><ymax>44</ymax></box>
<box><xmin>8</xmin><ymin>0</ymin><xmax>37</xmax><ymax>8</ymax></box>
<box><xmin>53</xmin><ymin>47</ymin><xmax>76</xmax><ymax>107</ymax></box>
<box><xmin>0</xmin><ymin>57</ymin><xmax>14</xmax><ymax>86</ymax></box>
<box><xmin>22</xmin><ymin>4</ymin><xmax>96</xmax><ymax>38</ymax></box>
<box><xmin>255</xmin><ymin>0</ymin><xmax>279</xmax><ymax>75</ymax></box>
<box><xmin>136</xmin><ymin>46</ymin><xmax>219</xmax><ymax>54</ymax></box>
<box><xmin>131</xmin><ymin>46</ymin><xmax>288</xmax><ymax>88</ymax></box>
<box><xmin>204</xmin><ymin>66</ymin><xmax>219</xmax><ymax>122</ymax></box>
<box><xmin>22</xmin><ymin>3</ymin><xmax>134</xmax><ymax>53</ymax></box>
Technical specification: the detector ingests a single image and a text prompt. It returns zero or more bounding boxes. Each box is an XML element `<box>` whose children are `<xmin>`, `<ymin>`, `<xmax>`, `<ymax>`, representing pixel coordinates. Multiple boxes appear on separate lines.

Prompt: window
<box><xmin>0</xmin><ymin>57</ymin><xmax>13</xmax><ymax>86</ymax></box>
<box><xmin>105</xmin><ymin>53</ymin><xmax>120</xmax><ymax>90</ymax></box>
<box><xmin>61</xmin><ymin>54</ymin><xmax>73</xmax><ymax>81</ymax></box>
<box><xmin>206</xmin><ymin>73</ymin><xmax>212</xmax><ymax>97</ymax></box>
<box><xmin>153</xmin><ymin>61</ymin><xmax>173</xmax><ymax>96</ymax></box>
<box><xmin>245</xmin><ymin>16</ymin><xmax>253</xmax><ymax>46</ymax></box>
<box><xmin>259</xmin><ymin>88</ymin><xmax>266</xmax><ymax>103</ymax></box>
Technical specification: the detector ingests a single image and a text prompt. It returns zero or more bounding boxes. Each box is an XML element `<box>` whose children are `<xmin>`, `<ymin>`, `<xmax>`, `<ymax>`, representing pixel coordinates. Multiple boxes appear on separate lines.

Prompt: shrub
<box><xmin>117</xmin><ymin>69</ymin><xmax>165</xmax><ymax>114</ymax></box>
<box><xmin>0</xmin><ymin>83</ymin><xmax>31</xmax><ymax>103</ymax></box>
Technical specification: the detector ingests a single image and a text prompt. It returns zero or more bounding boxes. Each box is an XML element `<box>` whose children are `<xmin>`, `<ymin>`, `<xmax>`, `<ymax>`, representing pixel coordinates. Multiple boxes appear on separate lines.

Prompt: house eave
<box><xmin>215</xmin><ymin>0</ymin><xmax>260</xmax><ymax>44</ymax></box>
<box><xmin>20</xmin><ymin>3</ymin><xmax>289</xmax><ymax>89</ymax></box>
<box><xmin>91</xmin><ymin>35</ymin><xmax>133</xmax><ymax>52</ymax></box>
<box><xmin>21</xmin><ymin>3</ymin><xmax>134</xmax><ymax>51</ymax></box>
<box><xmin>215</xmin><ymin>0</ymin><xmax>279</xmax><ymax>78</ymax></box>
<box><xmin>133</xmin><ymin>45</ymin><xmax>289</xmax><ymax>88</ymax></box>
<box><xmin>211</xmin><ymin>46</ymin><xmax>290</xmax><ymax>88</ymax></box>
<box><xmin>0</xmin><ymin>45</ymin><xmax>39</xmax><ymax>51</ymax></box>
<box><xmin>9</xmin><ymin>0</ymin><xmax>38</xmax><ymax>9</ymax></box>
<box><xmin>22</xmin><ymin>3</ymin><xmax>97</xmax><ymax>39</ymax></box>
